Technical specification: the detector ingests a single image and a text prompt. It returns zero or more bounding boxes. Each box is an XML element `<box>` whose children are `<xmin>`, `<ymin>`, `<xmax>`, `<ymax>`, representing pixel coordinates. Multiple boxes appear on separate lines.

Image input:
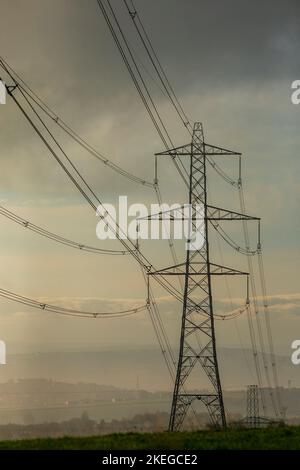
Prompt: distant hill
<box><xmin>2</xmin><ymin>347</ymin><xmax>298</xmax><ymax>391</ymax></box>
<box><xmin>0</xmin><ymin>377</ymin><xmax>299</xmax><ymax>426</ymax></box>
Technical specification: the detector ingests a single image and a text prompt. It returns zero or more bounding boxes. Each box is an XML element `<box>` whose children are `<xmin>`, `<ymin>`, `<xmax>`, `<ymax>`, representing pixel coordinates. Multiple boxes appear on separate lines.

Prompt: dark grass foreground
<box><xmin>0</xmin><ymin>426</ymin><xmax>299</xmax><ymax>450</ymax></box>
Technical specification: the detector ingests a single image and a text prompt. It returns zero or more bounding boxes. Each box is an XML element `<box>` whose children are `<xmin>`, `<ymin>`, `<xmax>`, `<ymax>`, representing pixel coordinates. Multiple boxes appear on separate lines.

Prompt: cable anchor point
<box><xmin>6</xmin><ymin>84</ymin><xmax>18</xmax><ymax>95</ymax></box>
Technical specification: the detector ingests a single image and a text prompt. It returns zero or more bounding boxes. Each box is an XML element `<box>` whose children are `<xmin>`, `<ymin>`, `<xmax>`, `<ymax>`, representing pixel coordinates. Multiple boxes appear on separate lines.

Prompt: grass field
<box><xmin>0</xmin><ymin>426</ymin><xmax>299</xmax><ymax>450</ymax></box>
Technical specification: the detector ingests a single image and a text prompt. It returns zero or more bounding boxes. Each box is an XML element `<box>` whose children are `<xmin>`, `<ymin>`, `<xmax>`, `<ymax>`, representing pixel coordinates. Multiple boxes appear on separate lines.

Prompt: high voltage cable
<box><xmin>0</xmin><ymin>58</ymin><xmax>188</xmax><ymax>276</ymax></box>
<box><xmin>122</xmin><ymin>0</ymin><xmax>238</xmax><ymax>188</ymax></box>
<box><xmin>4</xmin><ymin>79</ymin><xmax>190</xmax><ymax>306</ymax></box>
<box><xmin>241</xmin><ymin>184</ymin><xmax>283</xmax><ymax>416</ymax></box>
<box><xmin>2</xmin><ymin>46</ymin><xmax>258</xmax><ymax>426</ymax></box>
<box><xmin>207</xmin><ymin>185</ymin><xmax>255</xmax><ymax>380</ymax></box>
<box><xmin>0</xmin><ymin>56</ymin><xmax>232</xmax><ymax>211</ymax></box>
<box><xmin>0</xmin><ymin>59</ymin><xmax>185</xmax><ymax>292</ymax></box>
<box><xmin>0</xmin><ymin>57</ymin><xmax>154</xmax><ymax>188</ymax></box>
<box><xmin>95</xmin><ymin>1</ymin><xmax>202</xmax><ymax>384</ymax></box>
<box><xmin>100</xmin><ymin>0</ymin><xmax>282</xmax><ymax>420</ymax></box>
<box><xmin>1</xmin><ymin>87</ymin><xmax>244</xmax><ymax>325</ymax></box>
<box><xmin>2</xmin><ymin>7</ymin><xmax>236</xmax><ymax>433</ymax></box>
<box><xmin>1</xmin><ymin>70</ymin><xmax>184</xmax><ymax>378</ymax></box>
<box><xmin>96</xmin><ymin>0</ymin><xmax>190</xmax><ymax>188</ymax></box>
<box><xmin>213</xmin><ymin>222</ymin><xmax>255</xmax><ymax>378</ymax></box>
<box><xmin>97</xmin><ymin>0</ymin><xmax>265</xmax><ymax>402</ymax></box>
<box><xmin>1</xmin><ymin>57</ymin><xmax>182</xmax><ymax>390</ymax></box>
<box><xmin>125</xmin><ymin>0</ymin><xmax>281</xmax><ymax>416</ymax></box>
<box><xmin>96</xmin><ymin>0</ymin><xmax>172</xmax><ymax>151</ymax></box>
<box><xmin>0</xmin><ymin>288</ymin><xmax>146</xmax><ymax>318</ymax></box>
<box><xmin>102</xmin><ymin>0</ymin><xmax>175</xmax><ymax>151</ymax></box>
<box><xmin>1</xmin><ymin>2</ymin><xmax>281</xmax><ymax>419</ymax></box>
<box><xmin>123</xmin><ymin>0</ymin><xmax>191</xmax><ymax>131</ymax></box>
<box><xmin>4</xmin><ymin>70</ymin><xmax>192</xmax><ymax>369</ymax></box>
<box><xmin>209</xmin><ymin>219</ymin><xmax>259</xmax><ymax>256</ymax></box>
<box><xmin>96</xmin><ymin>1</ymin><xmax>250</xmax><ymax>378</ymax></box>
<box><xmin>0</xmin><ymin>204</ymin><xmax>131</xmax><ymax>255</ymax></box>
<box><xmin>0</xmin><ymin>141</ymin><xmax>240</xmax><ymax>329</ymax></box>
<box><xmin>0</xmin><ymin>37</ymin><xmax>190</xmax><ymax>396</ymax></box>
<box><xmin>124</xmin><ymin>0</ymin><xmax>282</xmax><ymax>416</ymax></box>
<box><xmin>0</xmin><ymin>58</ymin><xmax>188</xmax><ymax>372</ymax></box>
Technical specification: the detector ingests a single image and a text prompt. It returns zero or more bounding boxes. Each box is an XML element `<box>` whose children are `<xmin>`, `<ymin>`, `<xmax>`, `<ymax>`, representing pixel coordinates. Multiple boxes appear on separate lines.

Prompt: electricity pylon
<box><xmin>150</xmin><ymin>122</ymin><xmax>259</xmax><ymax>431</ymax></box>
<box><xmin>247</xmin><ymin>384</ymin><xmax>260</xmax><ymax>427</ymax></box>
<box><xmin>239</xmin><ymin>384</ymin><xmax>274</xmax><ymax>427</ymax></box>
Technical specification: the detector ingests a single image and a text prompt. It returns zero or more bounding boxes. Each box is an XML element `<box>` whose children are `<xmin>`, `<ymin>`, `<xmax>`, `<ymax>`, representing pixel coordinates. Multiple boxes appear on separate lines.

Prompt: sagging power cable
<box><xmin>0</xmin><ymin>57</ymin><xmax>154</xmax><ymax>188</ymax></box>
<box><xmin>0</xmin><ymin>288</ymin><xmax>146</xmax><ymax>318</ymax></box>
<box><xmin>0</xmin><ymin>204</ymin><xmax>131</xmax><ymax>255</ymax></box>
<box><xmin>122</xmin><ymin>0</ymin><xmax>238</xmax><ymax>187</ymax></box>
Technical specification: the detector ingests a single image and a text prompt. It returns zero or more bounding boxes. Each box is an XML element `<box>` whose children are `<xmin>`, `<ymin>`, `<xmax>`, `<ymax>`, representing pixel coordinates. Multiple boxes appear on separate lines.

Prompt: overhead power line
<box><xmin>0</xmin><ymin>204</ymin><xmax>131</xmax><ymax>256</ymax></box>
<box><xmin>0</xmin><ymin>57</ymin><xmax>154</xmax><ymax>188</ymax></box>
<box><xmin>122</xmin><ymin>0</ymin><xmax>239</xmax><ymax>188</ymax></box>
<box><xmin>0</xmin><ymin>288</ymin><xmax>147</xmax><ymax>318</ymax></box>
<box><xmin>119</xmin><ymin>0</ymin><xmax>283</xmax><ymax>421</ymax></box>
<box><xmin>129</xmin><ymin>0</ymin><xmax>282</xmax><ymax>415</ymax></box>
<box><xmin>3</xmin><ymin>77</ymin><xmax>192</xmax><ymax>308</ymax></box>
<box><xmin>0</xmin><ymin>0</ymin><xmax>283</xmax><ymax>424</ymax></box>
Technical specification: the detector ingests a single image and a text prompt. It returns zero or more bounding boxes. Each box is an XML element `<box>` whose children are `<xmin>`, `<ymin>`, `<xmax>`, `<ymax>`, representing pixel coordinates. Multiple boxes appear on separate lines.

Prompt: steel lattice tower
<box><xmin>247</xmin><ymin>385</ymin><xmax>260</xmax><ymax>427</ymax></box>
<box><xmin>151</xmin><ymin>122</ymin><xmax>257</xmax><ymax>431</ymax></box>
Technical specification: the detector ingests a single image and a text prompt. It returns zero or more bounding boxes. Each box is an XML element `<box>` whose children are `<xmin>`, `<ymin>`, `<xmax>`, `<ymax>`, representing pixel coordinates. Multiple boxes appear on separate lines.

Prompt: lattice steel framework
<box><xmin>247</xmin><ymin>384</ymin><xmax>260</xmax><ymax>427</ymax></box>
<box><xmin>152</xmin><ymin>122</ymin><xmax>258</xmax><ymax>431</ymax></box>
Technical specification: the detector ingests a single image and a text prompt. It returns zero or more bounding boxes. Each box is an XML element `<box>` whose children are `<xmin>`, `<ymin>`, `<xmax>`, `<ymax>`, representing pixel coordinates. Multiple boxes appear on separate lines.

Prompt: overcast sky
<box><xmin>0</xmin><ymin>0</ymin><xmax>299</xmax><ymax>392</ymax></box>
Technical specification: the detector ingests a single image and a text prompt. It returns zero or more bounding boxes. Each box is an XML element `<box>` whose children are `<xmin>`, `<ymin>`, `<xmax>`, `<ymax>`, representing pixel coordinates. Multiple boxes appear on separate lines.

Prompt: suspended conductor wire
<box><xmin>1</xmin><ymin>73</ymin><xmax>182</xmax><ymax>400</ymax></box>
<box><xmin>0</xmin><ymin>288</ymin><xmax>147</xmax><ymax>318</ymax></box>
<box><xmin>0</xmin><ymin>57</ymin><xmax>154</xmax><ymax>188</ymax></box>
<box><xmin>96</xmin><ymin>0</ymin><xmax>171</xmax><ymax>150</ymax></box>
<box><xmin>5</xmin><ymin>78</ymin><xmax>194</xmax><ymax>307</ymax></box>
<box><xmin>209</xmin><ymin>219</ymin><xmax>259</xmax><ymax>256</ymax></box>
<box><xmin>123</xmin><ymin>0</ymin><xmax>191</xmax><ymax>130</ymax></box>
<box><xmin>96</xmin><ymin>0</ymin><xmax>190</xmax><ymax>188</ymax></box>
<box><xmin>1</xmin><ymin>6</ymin><xmax>282</xmax><ymax>422</ymax></box>
<box><xmin>8</xmin><ymin>84</ymin><xmax>184</xmax><ymax>295</ymax></box>
<box><xmin>1</xmin><ymin>7</ymin><xmax>233</xmax><ymax>432</ymax></box>
<box><xmin>123</xmin><ymin>0</ymin><xmax>239</xmax><ymax>187</ymax></box>
<box><xmin>0</xmin><ymin>49</ymin><xmax>183</xmax><ymax>397</ymax></box>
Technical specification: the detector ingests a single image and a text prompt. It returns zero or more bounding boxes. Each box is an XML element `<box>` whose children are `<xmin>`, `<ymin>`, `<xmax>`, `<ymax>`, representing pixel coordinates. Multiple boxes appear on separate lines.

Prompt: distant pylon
<box><xmin>240</xmin><ymin>384</ymin><xmax>275</xmax><ymax>427</ymax></box>
<box><xmin>247</xmin><ymin>384</ymin><xmax>260</xmax><ymax>427</ymax></box>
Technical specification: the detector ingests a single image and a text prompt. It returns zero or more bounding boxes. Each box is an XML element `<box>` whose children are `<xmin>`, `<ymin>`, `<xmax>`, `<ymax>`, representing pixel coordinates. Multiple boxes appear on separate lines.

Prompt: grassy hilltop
<box><xmin>0</xmin><ymin>426</ymin><xmax>300</xmax><ymax>450</ymax></box>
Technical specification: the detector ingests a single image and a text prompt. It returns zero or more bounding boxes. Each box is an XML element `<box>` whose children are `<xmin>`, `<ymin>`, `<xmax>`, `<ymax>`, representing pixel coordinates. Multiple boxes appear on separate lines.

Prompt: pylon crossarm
<box><xmin>155</xmin><ymin>143</ymin><xmax>193</xmax><ymax>157</ymax></box>
<box><xmin>203</xmin><ymin>143</ymin><xmax>241</xmax><ymax>156</ymax></box>
<box><xmin>210</xmin><ymin>263</ymin><xmax>248</xmax><ymax>276</ymax></box>
<box><xmin>148</xmin><ymin>262</ymin><xmax>248</xmax><ymax>277</ymax></box>
<box><xmin>207</xmin><ymin>205</ymin><xmax>260</xmax><ymax>221</ymax></box>
<box><xmin>148</xmin><ymin>262</ymin><xmax>186</xmax><ymax>276</ymax></box>
<box><xmin>155</xmin><ymin>142</ymin><xmax>241</xmax><ymax>158</ymax></box>
<box><xmin>137</xmin><ymin>205</ymin><xmax>187</xmax><ymax>221</ymax></box>
<box><xmin>137</xmin><ymin>204</ymin><xmax>259</xmax><ymax>224</ymax></box>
